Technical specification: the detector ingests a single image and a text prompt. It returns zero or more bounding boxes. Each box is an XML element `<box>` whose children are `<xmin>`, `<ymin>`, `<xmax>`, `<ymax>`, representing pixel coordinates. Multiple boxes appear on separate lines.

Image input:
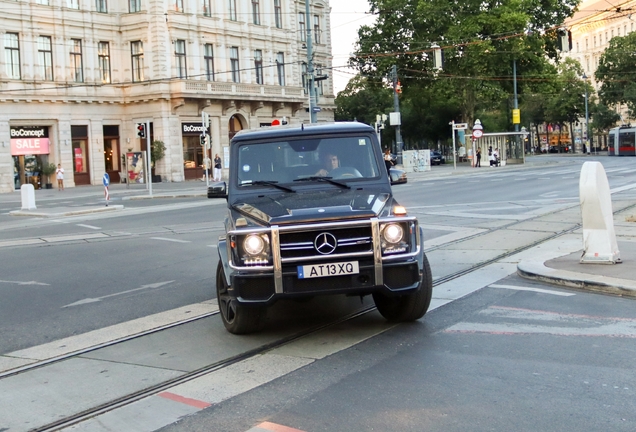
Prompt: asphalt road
<box><xmin>163</xmin><ymin>273</ymin><xmax>636</xmax><ymax>432</ymax></box>
<box><xmin>1</xmin><ymin>156</ymin><xmax>636</xmax><ymax>353</ymax></box>
<box><xmin>1</xmin><ymin>155</ymin><xmax>636</xmax><ymax>431</ymax></box>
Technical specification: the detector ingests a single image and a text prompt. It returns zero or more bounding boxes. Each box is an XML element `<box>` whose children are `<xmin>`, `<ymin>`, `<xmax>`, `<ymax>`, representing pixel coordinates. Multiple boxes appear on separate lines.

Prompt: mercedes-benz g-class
<box><xmin>208</xmin><ymin>122</ymin><xmax>432</xmax><ymax>334</ymax></box>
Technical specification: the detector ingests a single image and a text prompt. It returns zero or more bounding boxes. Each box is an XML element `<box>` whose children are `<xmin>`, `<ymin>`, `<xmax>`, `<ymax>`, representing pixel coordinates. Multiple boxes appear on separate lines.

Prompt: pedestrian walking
<box><xmin>476</xmin><ymin>148</ymin><xmax>481</xmax><ymax>167</ymax></box>
<box><xmin>55</xmin><ymin>163</ymin><xmax>64</xmax><ymax>190</ymax></box>
<box><xmin>213</xmin><ymin>153</ymin><xmax>222</xmax><ymax>181</ymax></box>
<box><xmin>201</xmin><ymin>156</ymin><xmax>211</xmax><ymax>181</ymax></box>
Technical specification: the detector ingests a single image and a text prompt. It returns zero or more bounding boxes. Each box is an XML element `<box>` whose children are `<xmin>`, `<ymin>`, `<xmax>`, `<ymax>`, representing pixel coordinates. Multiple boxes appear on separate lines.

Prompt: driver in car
<box><xmin>315</xmin><ymin>151</ymin><xmax>339</xmax><ymax>177</ymax></box>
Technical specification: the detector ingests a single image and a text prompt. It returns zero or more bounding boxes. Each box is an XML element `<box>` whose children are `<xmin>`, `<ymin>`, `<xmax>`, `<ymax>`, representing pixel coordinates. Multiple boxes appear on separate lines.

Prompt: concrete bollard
<box><xmin>20</xmin><ymin>184</ymin><xmax>37</xmax><ymax>210</ymax></box>
<box><xmin>579</xmin><ymin>161</ymin><xmax>621</xmax><ymax>264</ymax></box>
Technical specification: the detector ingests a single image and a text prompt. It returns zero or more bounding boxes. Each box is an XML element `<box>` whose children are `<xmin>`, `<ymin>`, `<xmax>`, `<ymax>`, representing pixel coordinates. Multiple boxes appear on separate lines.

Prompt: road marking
<box><xmin>0</xmin><ymin>280</ymin><xmax>50</xmax><ymax>286</ymax></box>
<box><xmin>76</xmin><ymin>224</ymin><xmax>101</xmax><ymax>230</ymax></box>
<box><xmin>207</xmin><ymin>244</ymin><xmax>218</xmax><ymax>248</ymax></box>
<box><xmin>540</xmin><ymin>192</ymin><xmax>559</xmax><ymax>198</ymax></box>
<box><xmin>61</xmin><ymin>281</ymin><xmax>175</xmax><ymax>308</ymax></box>
<box><xmin>158</xmin><ymin>392</ymin><xmax>211</xmax><ymax>409</ymax></box>
<box><xmin>446</xmin><ymin>306</ymin><xmax>636</xmax><ymax>337</ymax></box>
<box><xmin>489</xmin><ymin>284</ymin><xmax>575</xmax><ymax>296</ymax></box>
<box><xmin>151</xmin><ymin>237</ymin><xmax>191</xmax><ymax>243</ymax></box>
<box><xmin>247</xmin><ymin>422</ymin><xmax>307</xmax><ymax>432</ymax></box>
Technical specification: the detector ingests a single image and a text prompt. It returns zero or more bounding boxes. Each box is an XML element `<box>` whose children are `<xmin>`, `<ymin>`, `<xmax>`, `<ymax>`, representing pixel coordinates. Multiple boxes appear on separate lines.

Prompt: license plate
<box><xmin>297</xmin><ymin>261</ymin><xmax>359</xmax><ymax>279</ymax></box>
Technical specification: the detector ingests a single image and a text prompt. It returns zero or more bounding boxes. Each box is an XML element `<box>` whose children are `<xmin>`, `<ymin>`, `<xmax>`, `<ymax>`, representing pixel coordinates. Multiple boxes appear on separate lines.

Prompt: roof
<box><xmin>231</xmin><ymin>122</ymin><xmax>375</xmax><ymax>143</ymax></box>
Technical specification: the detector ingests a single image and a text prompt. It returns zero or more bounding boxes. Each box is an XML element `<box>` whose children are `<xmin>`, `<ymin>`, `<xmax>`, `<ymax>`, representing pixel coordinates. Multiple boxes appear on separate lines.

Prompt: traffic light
<box><xmin>395</xmin><ymin>81</ymin><xmax>402</xmax><ymax>94</ymax></box>
<box><xmin>136</xmin><ymin>123</ymin><xmax>146</xmax><ymax>138</ymax></box>
<box><xmin>200</xmin><ymin>134</ymin><xmax>207</xmax><ymax>146</ymax></box>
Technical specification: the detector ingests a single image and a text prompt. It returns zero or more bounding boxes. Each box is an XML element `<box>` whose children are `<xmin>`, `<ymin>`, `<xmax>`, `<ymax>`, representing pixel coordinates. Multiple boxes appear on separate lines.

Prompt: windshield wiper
<box><xmin>242</xmin><ymin>180</ymin><xmax>296</xmax><ymax>193</ymax></box>
<box><xmin>293</xmin><ymin>176</ymin><xmax>350</xmax><ymax>189</ymax></box>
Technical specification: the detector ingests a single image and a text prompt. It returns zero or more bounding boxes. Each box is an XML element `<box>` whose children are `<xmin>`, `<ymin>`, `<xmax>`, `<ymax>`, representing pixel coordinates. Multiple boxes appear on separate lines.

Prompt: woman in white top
<box><xmin>55</xmin><ymin>164</ymin><xmax>64</xmax><ymax>190</ymax></box>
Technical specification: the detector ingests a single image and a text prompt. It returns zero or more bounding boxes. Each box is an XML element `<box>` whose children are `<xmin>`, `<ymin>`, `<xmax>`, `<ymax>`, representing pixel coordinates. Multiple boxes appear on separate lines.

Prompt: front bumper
<box><xmin>217</xmin><ymin>222</ymin><xmax>426</xmax><ymax>306</ymax></box>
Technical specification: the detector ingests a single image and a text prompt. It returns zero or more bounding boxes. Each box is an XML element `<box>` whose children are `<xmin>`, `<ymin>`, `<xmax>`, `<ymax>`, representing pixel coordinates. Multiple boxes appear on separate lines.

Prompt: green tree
<box><xmin>544</xmin><ymin>58</ymin><xmax>589</xmax><ymax>148</ymax></box>
<box><xmin>590</xmin><ymin>102</ymin><xmax>621</xmax><ymax>136</ymax></box>
<box><xmin>596</xmin><ymin>32</ymin><xmax>636</xmax><ymax>116</ymax></box>
<box><xmin>352</xmin><ymin>0</ymin><xmax>580</xmax><ymax>132</ymax></box>
<box><xmin>334</xmin><ymin>75</ymin><xmax>393</xmax><ymax>125</ymax></box>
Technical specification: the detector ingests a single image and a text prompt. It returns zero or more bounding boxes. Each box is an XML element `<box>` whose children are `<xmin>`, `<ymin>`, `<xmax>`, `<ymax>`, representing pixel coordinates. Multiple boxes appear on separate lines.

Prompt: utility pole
<box><xmin>391</xmin><ymin>65</ymin><xmax>404</xmax><ymax>164</ymax></box>
<box><xmin>306</xmin><ymin>0</ymin><xmax>317</xmax><ymax>123</ymax></box>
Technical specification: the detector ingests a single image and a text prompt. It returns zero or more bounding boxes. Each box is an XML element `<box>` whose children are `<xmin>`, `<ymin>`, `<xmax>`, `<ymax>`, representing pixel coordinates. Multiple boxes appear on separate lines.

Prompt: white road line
<box><xmin>76</xmin><ymin>224</ymin><xmax>101</xmax><ymax>230</ymax></box>
<box><xmin>0</xmin><ymin>280</ymin><xmax>50</xmax><ymax>286</ymax></box>
<box><xmin>150</xmin><ymin>237</ymin><xmax>191</xmax><ymax>243</ymax></box>
<box><xmin>488</xmin><ymin>284</ymin><xmax>575</xmax><ymax>296</ymax></box>
<box><xmin>62</xmin><ymin>281</ymin><xmax>176</xmax><ymax>308</ymax></box>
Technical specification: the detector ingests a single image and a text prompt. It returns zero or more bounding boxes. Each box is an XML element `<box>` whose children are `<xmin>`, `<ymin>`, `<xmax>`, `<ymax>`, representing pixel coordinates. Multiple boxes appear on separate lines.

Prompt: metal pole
<box><xmin>306</xmin><ymin>0</ymin><xmax>316</xmax><ymax>123</ymax></box>
<box><xmin>146</xmin><ymin>122</ymin><xmax>152</xmax><ymax>197</ymax></box>
<box><xmin>392</xmin><ymin>65</ymin><xmax>404</xmax><ymax>165</ymax></box>
<box><xmin>451</xmin><ymin>120</ymin><xmax>457</xmax><ymax>170</ymax></box>
<box><xmin>585</xmin><ymin>86</ymin><xmax>590</xmax><ymax>155</ymax></box>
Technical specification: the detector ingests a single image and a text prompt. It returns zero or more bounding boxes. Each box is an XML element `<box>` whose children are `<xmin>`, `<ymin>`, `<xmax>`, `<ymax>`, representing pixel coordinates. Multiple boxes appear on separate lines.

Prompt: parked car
<box><xmin>548</xmin><ymin>145</ymin><xmax>569</xmax><ymax>153</ymax></box>
<box><xmin>389</xmin><ymin>167</ymin><xmax>407</xmax><ymax>184</ymax></box>
<box><xmin>430</xmin><ymin>150</ymin><xmax>445</xmax><ymax>165</ymax></box>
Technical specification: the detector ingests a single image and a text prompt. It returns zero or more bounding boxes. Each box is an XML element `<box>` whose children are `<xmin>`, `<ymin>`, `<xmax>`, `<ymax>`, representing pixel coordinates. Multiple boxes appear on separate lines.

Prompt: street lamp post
<box><xmin>583</xmin><ymin>73</ymin><xmax>590</xmax><ymax>154</ymax></box>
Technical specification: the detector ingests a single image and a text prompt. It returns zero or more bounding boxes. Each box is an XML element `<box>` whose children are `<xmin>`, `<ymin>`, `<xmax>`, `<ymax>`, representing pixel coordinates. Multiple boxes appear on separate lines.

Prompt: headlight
<box><xmin>243</xmin><ymin>234</ymin><xmax>265</xmax><ymax>256</ymax></box>
<box><xmin>382</xmin><ymin>223</ymin><xmax>404</xmax><ymax>244</ymax></box>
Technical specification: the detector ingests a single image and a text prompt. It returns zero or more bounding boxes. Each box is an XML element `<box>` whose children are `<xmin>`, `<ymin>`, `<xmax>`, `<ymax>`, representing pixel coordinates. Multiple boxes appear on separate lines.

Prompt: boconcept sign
<box><xmin>10</xmin><ymin>126</ymin><xmax>49</xmax><ymax>138</ymax></box>
<box><xmin>182</xmin><ymin>123</ymin><xmax>207</xmax><ymax>135</ymax></box>
<box><xmin>10</xmin><ymin>126</ymin><xmax>51</xmax><ymax>156</ymax></box>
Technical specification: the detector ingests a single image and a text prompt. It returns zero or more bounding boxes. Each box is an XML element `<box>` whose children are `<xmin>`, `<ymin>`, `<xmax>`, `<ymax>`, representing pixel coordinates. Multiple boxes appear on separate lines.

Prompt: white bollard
<box><xmin>20</xmin><ymin>184</ymin><xmax>37</xmax><ymax>210</ymax></box>
<box><xmin>579</xmin><ymin>161</ymin><xmax>621</xmax><ymax>264</ymax></box>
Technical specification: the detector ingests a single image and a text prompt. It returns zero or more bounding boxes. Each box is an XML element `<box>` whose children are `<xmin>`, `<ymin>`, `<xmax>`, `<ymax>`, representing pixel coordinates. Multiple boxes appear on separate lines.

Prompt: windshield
<box><xmin>236</xmin><ymin>135</ymin><xmax>381</xmax><ymax>186</ymax></box>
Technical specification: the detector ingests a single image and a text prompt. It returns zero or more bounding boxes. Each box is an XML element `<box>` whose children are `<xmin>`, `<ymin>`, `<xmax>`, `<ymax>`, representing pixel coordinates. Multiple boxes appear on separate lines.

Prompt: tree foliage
<box><xmin>339</xmin><ymin>0</ymin><xmax>583</xmax><ymax>145</ymax></box>
<box><xmin>334</xmin><ymin>75</ymin><xmax>393</xmax><ymax>125</ymax></box>
<box><xmin>596</xmin><ymin>32</ymin><xmax>636</xmax><ymax>116</ymax></box>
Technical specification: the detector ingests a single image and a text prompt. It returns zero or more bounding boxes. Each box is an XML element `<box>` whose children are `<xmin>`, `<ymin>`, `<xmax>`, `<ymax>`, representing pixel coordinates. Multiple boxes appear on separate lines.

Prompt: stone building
<box><xmin>0</xmin><ymin>0</ymin><xmax>335</xmax><ymax>193</ymax></box>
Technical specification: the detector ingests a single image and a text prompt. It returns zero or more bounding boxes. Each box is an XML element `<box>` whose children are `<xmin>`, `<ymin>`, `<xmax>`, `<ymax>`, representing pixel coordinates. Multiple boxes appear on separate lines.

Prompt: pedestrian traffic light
<box><xmin>136</xmin><ymin>123</ymin><xmax>146</xmax><ymax>138</ymax></box>
<box><xmin>200</xmin><ymin>134</ymin><xmax>206</xmax><ymax>146</ymax></box>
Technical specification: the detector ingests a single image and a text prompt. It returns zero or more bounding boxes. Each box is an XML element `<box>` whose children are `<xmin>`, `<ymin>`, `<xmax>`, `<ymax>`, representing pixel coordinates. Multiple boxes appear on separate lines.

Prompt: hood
<box><xmin>231</xmin><ymin>188</ymin><xmax>393</xmax><ymax>226</ymax></box>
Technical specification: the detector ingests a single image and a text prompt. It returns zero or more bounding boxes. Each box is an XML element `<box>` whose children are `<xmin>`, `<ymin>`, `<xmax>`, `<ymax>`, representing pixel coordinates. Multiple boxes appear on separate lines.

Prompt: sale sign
<box><xmin>10</xmin><ymin>138</ymin><xmax>50</xmax><ymax>155</ymax></box>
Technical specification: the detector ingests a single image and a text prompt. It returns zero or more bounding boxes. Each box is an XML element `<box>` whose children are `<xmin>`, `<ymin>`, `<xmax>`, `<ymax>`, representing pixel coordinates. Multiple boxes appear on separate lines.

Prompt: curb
<box><xmin>9</xmin><ymin>205</ymin><xmax>124</xmax><ymax>218</ymax></box>
<box><xmin>517</xmin><ymin>260</ymin><xmax>636</xmax><ymax>298</ymax></box>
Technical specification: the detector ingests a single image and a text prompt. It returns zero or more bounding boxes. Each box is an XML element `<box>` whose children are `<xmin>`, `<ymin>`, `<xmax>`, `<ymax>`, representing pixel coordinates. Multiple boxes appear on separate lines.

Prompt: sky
<box><xmin>329</xmin><ymin>0</ymin><xmax>376</xmax><ymax>95</ymax></box>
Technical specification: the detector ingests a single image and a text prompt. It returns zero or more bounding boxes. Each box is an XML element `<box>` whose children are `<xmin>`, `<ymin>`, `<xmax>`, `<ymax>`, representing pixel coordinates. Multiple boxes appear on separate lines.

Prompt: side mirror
<box><xmin>207</xmin><ymin>182</ymin><xmax>227</xmax><ymax>199</ymax></box>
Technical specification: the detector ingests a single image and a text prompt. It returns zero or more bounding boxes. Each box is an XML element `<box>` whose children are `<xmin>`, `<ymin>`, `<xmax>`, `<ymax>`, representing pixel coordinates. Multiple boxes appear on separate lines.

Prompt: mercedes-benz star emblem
<box><xmin>314</xmin><ymin>232</ymin><xmax>337</xmax><ymax>255</ymax></box>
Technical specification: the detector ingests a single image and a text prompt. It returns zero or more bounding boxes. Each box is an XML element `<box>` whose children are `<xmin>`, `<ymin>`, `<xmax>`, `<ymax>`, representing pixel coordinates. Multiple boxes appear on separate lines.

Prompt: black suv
<box><xmin>208</xmin><ymin>122</ymin><xmax>433</xmax><ymax>334</ymax></box>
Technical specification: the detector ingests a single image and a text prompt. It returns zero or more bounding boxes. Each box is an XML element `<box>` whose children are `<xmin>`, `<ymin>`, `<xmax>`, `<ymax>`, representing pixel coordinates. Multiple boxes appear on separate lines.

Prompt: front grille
<box><xmin>279</xmin><ymin>226</ymin><xmax>373</xmax><ymax>260</ymax></box>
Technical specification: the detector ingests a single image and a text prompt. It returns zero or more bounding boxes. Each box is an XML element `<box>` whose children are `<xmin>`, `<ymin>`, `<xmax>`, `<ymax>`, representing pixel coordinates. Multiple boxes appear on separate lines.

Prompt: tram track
<box><xmin>7</xmin><ymin>200</ymin><xmax>636</xmax><ymax>432</ymax></box>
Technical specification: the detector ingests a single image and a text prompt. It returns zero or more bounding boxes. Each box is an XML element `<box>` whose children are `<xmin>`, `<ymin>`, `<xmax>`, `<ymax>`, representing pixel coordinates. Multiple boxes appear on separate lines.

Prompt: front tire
<box><xmin>216</xmin><ymin>261</ymin><xmax>265</xmax><ymax>334</ymax></box>
<box><xmin>373</xmin><ymin>253</ymin><xmax>433</xmax><ymax>322</ymax></box>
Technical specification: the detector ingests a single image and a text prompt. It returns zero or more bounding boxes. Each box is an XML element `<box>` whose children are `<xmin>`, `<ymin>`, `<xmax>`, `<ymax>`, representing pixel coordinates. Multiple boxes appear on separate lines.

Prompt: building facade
<box><xmin>0</xmin><ymin>0</ymin><xmax>335</xmax><ymax>193</ymax></box>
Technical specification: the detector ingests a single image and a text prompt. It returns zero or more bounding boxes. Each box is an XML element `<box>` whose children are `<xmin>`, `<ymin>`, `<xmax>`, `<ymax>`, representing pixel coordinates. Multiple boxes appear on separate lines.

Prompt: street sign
<box><xmin>472</xmin><ymin>129</ymin><xmax>483</xmax><ymax>138</ymax></box>
<box><xmin>312</xmin><ymin>107</ymin><xmax>321</xmax><ymax>113</ymax></box>
<box><xmin>453</xmin><ymin>123</ymin><xmax>468</xmax><ymax>130</ymax></box>
<box><xmin>102</xmin><ymin>173</ymin><xmax>110</xmax><ymax>187</ymax></box>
